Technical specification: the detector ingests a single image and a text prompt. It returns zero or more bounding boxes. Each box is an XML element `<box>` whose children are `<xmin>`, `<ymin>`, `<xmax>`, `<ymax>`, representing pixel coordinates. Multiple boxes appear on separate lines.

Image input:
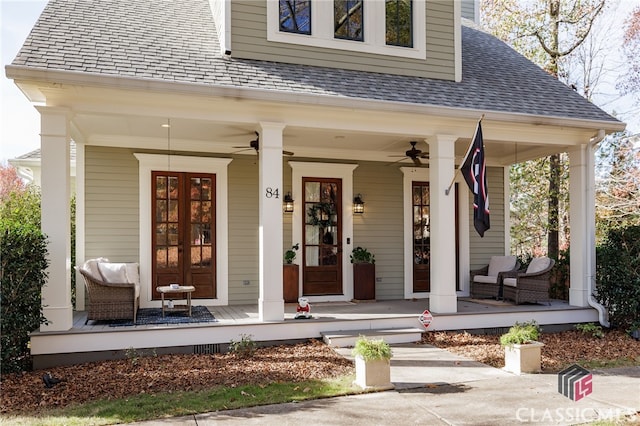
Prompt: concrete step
<box><xmin>321</xmin><ymin>327</ymin><xmax>424</xmax><ymax>348</ymax></box>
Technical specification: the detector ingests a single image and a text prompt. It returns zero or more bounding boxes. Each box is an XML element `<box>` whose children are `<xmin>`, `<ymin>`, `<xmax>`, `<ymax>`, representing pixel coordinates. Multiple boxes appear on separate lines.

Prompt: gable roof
<box><xmin>8</xmin><ymin>0</ymin><xmax>622</xmax><ymax>129</ymax></box>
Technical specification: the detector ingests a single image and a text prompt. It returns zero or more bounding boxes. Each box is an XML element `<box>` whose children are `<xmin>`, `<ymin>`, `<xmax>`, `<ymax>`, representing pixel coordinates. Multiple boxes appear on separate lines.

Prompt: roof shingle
<box><xmin>10</xmin><ymin>0</ymin><xmax>619</xmax><ymax>124</ymax></box>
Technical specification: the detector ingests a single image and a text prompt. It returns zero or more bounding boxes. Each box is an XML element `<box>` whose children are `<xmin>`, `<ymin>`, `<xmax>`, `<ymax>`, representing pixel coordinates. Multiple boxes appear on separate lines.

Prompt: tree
<box><xmin>618</xmin><ymin>6</ymin><xmax>640</xmax><ymax>99</ymax></box>
<box><xmin>595</xmin><ymin>131</ymin><xmax>640</xmax><ymax>240</ymax></box>
<box><xmin>0</xmin><ymin>164</ymin><xmax>26</xmax><ymax>201</ymax></box>
<box><xmin>481</xmin><ymin>0</ymin><xmax>606</xmax><ymax>259</ymax></box>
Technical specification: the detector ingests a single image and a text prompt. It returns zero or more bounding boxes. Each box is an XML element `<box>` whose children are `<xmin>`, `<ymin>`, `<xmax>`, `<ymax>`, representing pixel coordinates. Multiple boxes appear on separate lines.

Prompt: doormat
<box><xmin>105</xmin><ymin>306</ymin><xmax>217</xmax><ymax>327</ymax></box>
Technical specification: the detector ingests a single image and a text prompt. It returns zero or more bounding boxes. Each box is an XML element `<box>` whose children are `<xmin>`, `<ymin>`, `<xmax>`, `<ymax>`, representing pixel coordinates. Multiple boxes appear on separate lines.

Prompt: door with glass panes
<box><xmin>152</xmin><ymin>172</ymin><xmax>216</xmax><ymax>299</ymax></box>
<box><xmin>302</xmin><ymin>178</ymin><xmax>343</xmax><ymax>295</ymax></box>
<box><xmin>412</xmin><ymin>181</ymin><xmax>461</xmax><ymax>292</ymax></box>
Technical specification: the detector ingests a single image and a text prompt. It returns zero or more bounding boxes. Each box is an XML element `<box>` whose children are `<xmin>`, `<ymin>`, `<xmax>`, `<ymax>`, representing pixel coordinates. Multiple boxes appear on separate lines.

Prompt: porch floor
<box><xmin>70</xmin><ymin>298</ymin><xmax>587</xmax><ymax>332</ymax></box>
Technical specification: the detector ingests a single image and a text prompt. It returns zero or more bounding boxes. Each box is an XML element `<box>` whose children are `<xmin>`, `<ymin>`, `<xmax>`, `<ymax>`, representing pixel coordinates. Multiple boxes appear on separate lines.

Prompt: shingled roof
<box><xmin>9</xmin><ymin>0</ymin><xmax>620</xmax><ymax>125</ymax></box>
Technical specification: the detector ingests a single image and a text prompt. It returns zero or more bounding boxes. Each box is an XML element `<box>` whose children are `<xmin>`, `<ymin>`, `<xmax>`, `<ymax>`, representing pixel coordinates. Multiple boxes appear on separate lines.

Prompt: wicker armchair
<box><xmin>77</xmin><ymin>259</ymin><xmax>140</xmax><ymax>324</ymax></box>
<box><xmin>502</xmin><ymin>257</ymin><xmax>555</xmax><ymax>305</ymax></box>
<box><xmin>470</xmin><ymin>256</ymin><xmax>519</xmax><ymax>299</ymax></box>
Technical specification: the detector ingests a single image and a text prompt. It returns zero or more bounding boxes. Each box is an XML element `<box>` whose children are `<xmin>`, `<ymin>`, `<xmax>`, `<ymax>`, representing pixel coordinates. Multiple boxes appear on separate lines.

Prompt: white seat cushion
<box><xmin>474</xmin><ymin>275</ymin><xmax>499</xmax><ymax>284</ymax></box>
<box><xmin>488</xmin><ymin>256</ymin><xmax>517</xmax><ymax>277</ymax></box>
<box><xmin>503</xmin><ymin>277</ymin><xmax>517</xmax><ymax>287</ymax></box>
<box><xmin>526</xmin><ymin>257</ymin><xmax>550</xmax><ymax>274</ymax></box>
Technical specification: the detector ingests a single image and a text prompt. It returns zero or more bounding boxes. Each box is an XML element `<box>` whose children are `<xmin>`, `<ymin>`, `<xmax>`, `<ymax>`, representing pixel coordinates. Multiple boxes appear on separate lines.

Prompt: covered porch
<box><xmin>29</xmin><ymin>298</ymin><xmax>598</xmax><ymax>369</ymax></box>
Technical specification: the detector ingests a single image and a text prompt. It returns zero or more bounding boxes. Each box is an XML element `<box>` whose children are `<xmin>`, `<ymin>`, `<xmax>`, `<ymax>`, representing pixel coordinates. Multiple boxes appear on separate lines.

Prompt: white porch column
<box><xmin>258</xmin><ymin>122</ymin><xmax>286</xmax><ymax>321</ymax></box>
<box><xmin>568</xmin><ymin>144</ymin><xmax>592</xmax><ymax>307</ymax></box>
<box><xmin>37</xmin><ymin>106</ymin><xmax>73</xmax><ymax>331</ymax></box>
<box><xmin>428</xmin><ymin>135</ymin><xmax>458</xmax><ymax>313</ymax></box>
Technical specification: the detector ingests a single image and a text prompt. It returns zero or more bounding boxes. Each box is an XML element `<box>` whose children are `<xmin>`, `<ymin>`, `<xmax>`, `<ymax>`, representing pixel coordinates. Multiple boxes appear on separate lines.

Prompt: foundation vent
<box><xmin>194</xmin><ymin>343</ymin><xmax>222</xmax><ymax>354</ymax></box>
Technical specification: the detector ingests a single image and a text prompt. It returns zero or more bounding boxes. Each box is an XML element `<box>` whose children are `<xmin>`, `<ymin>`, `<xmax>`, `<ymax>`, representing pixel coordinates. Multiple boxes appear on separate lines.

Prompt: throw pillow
<box><xmin>98</xmin><ymin>262</ymin><xmax>129</xmax><ymax>283</ymax></box>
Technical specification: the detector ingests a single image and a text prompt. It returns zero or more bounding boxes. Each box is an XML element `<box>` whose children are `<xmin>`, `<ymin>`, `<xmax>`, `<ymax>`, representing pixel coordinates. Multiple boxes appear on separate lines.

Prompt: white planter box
<box><xmin>354</xmin><ymin>355</ymin><xmax>394</xmax><ymax>390</ymax></box>
<box><xmin>504</xmin><ymin>341</ymin><xmax>545</xmax><ymax>375</ymax></box>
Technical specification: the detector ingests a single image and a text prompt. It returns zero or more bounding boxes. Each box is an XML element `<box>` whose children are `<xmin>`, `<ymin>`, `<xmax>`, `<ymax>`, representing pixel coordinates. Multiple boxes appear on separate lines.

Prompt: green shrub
<box><xmin>229</xmin><ymin>334</ymin><xmax>256</xmax><ymax>358</ymax></box>
<box><xmin>0</xmin><ymin>221</ymin><xmax>49</xmax><ymax>373</ymax></box>
<box><xmin>500</xmin><ymin>321</ymin><xmax>540</xmax><ymax>346</ymax></box>
<box><xmin>351</xmin><ymin>336</ymin><xmax>392</xmax><ymax>361</ymax></box>
<box><xmin>350</xmin><ymin>247</ymin><xmax>375</xmax><ymax>264</ymax></box>
<box><xmin>596</xmin><ymin>225</ymin><xmax>640</xmax><ymax>329</ymax></box>
<box><xmin>575</xmin><ymin>323</ymin><xmax>604</xmax><ymax>338</ymax></box>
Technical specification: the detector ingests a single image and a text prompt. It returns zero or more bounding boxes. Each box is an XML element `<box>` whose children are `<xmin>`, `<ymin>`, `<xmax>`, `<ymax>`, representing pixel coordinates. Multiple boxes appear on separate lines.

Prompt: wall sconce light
<box><xmin>353</xmin><ymin>193</ymin><xmax>365</xmax><ymax>214</ymax></box>
<box><xmin>283</xmin><ymin>192</ymin><xmax>294</xmax><ymax>213</ymax></box>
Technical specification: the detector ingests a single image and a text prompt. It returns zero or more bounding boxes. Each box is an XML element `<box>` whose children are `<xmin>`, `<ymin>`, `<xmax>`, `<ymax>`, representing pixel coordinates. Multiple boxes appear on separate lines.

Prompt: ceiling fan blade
<box><xmin>283</xmin><ymin>150</ymin><xmax>295</xmax><ymax>156</ymax></box>
<box><xmin>412</xmin><ymin>157</ymin><xmax>422</xmax><ymax>166</ymax></box>
<box><xmin>386</xmin><ymin>157</ymin><xmax>410</xmax><ymax>166</ymax></box>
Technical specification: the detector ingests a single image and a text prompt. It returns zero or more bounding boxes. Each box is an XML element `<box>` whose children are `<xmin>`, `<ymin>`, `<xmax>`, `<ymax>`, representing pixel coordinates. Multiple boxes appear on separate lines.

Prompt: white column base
<box><xmin>259</xmin><ymin>298</ymin><xmax>285</xmax><ymax>322</ymax></box>
<box><xmin>429</xmin><ymin>293</ymin><xmax>458</xmax><ymax>313</ymax></box>
<box><xmin>40</xmin><ymin>305</ymin><xmax>74</xmax><ymax>332</ymax></box>
<box><xmin>569</xmin><ymin>288</ymin><xmax>589</xmax><ymax>308</ymax></box>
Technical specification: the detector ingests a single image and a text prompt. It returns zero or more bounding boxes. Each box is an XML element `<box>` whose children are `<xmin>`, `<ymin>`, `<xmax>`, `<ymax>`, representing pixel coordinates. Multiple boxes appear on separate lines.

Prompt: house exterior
<box><xmin>6</xmin><ymin>0</ymin><xmax>624</xmax><ymax>338</ymax></box>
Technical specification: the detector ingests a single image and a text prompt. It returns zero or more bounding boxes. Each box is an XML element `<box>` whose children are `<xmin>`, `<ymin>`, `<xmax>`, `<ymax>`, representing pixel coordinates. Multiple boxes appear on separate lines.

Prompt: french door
<box><xmin>412</xmin><ymin>181</ymin><xmax>460</xmax><ymax>292</ymax></box>
<box><xmin>152</xmin><ymin>171</ymin><xmax>216</xmax><ymax>299</ymax></box>
<box><xmin>302</xmin><ymin>178</ymin><xmax>343</xmax><ymax>295</ymax></box>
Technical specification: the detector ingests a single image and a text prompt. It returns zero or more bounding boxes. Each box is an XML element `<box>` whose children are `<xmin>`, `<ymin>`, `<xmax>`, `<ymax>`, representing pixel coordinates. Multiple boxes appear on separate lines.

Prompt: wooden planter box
<box><xmin>283</xmin><ymin>264</ymin><xmax>299</xmax><ymax>303</ymax></box>
<box><xmin>354</xmin><ymin>356</ymin><xmax>394</xmax><ymax>390</ymax></box>
<box><xmin>353</xmin><ymin>263</ymin><xmax>375</xmax><ymax>300</ymax></box>
<box><xmin>504</xmin><ymin>341</ymin><xmax>544</xmax><ymax>374</ymax></box>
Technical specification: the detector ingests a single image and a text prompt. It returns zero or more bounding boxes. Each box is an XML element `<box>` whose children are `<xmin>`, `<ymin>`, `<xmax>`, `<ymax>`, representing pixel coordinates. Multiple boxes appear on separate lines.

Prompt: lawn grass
<box><xmin>1</xmin><ymin>375</ymin><xmax>358</xmax><ymax>426</ymax></box>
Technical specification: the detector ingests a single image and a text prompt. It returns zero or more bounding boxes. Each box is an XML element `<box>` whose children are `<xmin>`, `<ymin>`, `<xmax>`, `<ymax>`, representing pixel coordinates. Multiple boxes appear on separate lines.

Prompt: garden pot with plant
<box><xmin>351</xmin><ymin>247</ymin><xmax>375</xmax><ymax>300</ymax></box>
<box><xmin>500</xmin><ymin>320</ymin><xmax>544</xmax><ymax>374</ymax></box>
<box><xmin>283</xmin><ymin>244</ymin><xmax>299</xmax><ymax>303</ymax></box>
<box><xmin>351</xmin><ymin>335</ymin><xmax>394</xmax><ymax>390</ymax></box>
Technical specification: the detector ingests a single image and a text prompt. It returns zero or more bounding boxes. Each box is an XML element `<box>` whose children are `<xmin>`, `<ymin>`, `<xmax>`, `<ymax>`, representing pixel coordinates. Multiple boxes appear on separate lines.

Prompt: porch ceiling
<box><xmin>71</xmin><ymin>111</ymin><xmax>574</xmax><ymax>166</ymax></box>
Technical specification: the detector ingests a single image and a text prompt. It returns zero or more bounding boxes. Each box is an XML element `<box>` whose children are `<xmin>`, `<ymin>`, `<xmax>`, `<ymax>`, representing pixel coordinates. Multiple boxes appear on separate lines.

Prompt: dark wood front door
<box><xmin>302</xmin><ymin>178</ymin><xmax>343</xmax><ymax>295</ymax></box>
<box><xmin>413</xmin><ymin>181</ymin><xmax>431</xmax><ymax>292</ymax></box>
<box><xmin>152</xmin><ymin>172</ymin><xmax>216</xmax><ymax>299</ymax></box>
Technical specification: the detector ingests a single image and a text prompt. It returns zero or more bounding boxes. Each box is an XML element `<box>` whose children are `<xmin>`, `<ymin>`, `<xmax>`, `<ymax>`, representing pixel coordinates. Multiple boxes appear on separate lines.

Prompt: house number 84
<box><xmin>265</xmin><ymin>187</ymin><xmax>280</xmax><ymax>199</ymax></box>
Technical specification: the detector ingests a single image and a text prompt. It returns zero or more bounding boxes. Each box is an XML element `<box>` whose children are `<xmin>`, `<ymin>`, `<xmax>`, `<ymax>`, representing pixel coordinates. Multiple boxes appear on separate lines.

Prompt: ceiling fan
<box><xmin>390</xmin><ymin>141</ymin><xmax>429</xmax><ymax>166</ymax></box>
<box><xmin>233</xmin><ymin>131</ymin><xmax>294</xmax><ymax>156</ymax></box>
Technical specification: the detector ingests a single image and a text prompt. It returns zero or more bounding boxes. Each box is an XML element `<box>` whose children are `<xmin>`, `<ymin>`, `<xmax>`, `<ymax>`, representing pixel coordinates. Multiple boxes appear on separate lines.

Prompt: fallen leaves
<box><xmin>0</xmin><ymin>339</ymin><xmax>352</xmax><ymax>415</ymax></box>
<box><xmin>422</xmin><ymin>329</ymin><xmax>640</xmax><ymax>372</ymax></box>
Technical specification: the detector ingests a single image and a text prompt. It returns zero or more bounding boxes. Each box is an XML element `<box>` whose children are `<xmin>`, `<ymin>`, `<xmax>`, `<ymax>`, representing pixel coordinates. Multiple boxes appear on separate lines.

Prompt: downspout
<box><xmin>586</xmin><ymin>129</ymin><xmax>609</xmax><ymax>327</ymax></box>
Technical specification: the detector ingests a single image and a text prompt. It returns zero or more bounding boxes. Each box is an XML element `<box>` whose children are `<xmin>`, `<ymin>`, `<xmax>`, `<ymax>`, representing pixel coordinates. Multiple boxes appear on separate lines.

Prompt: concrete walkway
<box><xmin>129</xmin><ymin>344</ymin><xmax>640</xmax><ymax>426</ymax></box>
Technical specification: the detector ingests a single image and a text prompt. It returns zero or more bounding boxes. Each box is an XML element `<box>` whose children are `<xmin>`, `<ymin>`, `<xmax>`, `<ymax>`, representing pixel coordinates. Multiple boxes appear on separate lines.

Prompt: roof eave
<box><xmin>6</xmin><ymin>65</ymin><xmax>626</xmax><ymax>134</ymax></box>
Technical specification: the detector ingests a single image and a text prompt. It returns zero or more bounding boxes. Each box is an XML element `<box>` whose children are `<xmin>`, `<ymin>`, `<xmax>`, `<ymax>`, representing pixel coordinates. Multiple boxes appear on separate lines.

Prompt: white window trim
<box><xmin>289</xmin><ymin>161</ymin><xmax>358</xmax><ymax>302</ymax></box>
<box><xmin>267</xmin><ymin>0</ymin><xmax>426</xmax><ymax>60</ymax></box>
<box><xmin>134</xmin><ymin>153</ymin><xmax>232</xmax><ymax>308</ymax></box>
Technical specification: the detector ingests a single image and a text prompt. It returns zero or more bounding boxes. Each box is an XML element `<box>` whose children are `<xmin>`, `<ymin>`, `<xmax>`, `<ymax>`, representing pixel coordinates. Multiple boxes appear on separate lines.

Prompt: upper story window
<box><xmin>386</xmin><ymin>0</ymin><xmax>412</xmax><ymax>47</ymax></box>
<box><xmin>279</xmin><ymin>0</ymin><xmax>311</xmax><ymax>35</ymax></box>
<box><xmin>267</xmin><ymin>0</ymin><xmax>426</xmax><ymax>60</ymax></box>
<box><xmin>334</xmin><ymin>0</ymin><xmax>364</xmax><ymax>42</ymax></box>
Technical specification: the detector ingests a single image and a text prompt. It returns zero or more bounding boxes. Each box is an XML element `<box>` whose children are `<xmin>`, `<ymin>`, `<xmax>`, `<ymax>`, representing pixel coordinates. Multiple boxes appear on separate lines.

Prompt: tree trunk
<box><xmin>548</xmin><ymin>154</ymin><xmax>560</xmax><ymax>259</ymax></box>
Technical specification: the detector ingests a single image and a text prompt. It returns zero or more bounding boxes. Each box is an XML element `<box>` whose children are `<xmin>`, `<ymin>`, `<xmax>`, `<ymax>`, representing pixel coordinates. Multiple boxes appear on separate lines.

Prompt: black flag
<box><xmin>460</xmin><ymin>121</ymin><xmax>490</xmax><ymax>237</ymax></box>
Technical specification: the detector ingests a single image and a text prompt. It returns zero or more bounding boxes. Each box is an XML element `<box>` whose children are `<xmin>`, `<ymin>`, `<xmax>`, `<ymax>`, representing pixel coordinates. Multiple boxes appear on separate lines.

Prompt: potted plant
<box><xmin>351</xmin><ymin>247</ymin><xmax>375</xmax><ymax>300</ymax></box>
<box><xmin>500</xmin><ymin>320</ymin><xmax>544</xmax><ymax>374</ymax></box>
<box><xmin>283</xmin><ymin>244</ymin><xmax>299</xmax><ymax>303</ymax></box>
<box><xmin>351</xmin><ymin>335</ymin><xmax>394</xmax><ymax>390</ymax></box>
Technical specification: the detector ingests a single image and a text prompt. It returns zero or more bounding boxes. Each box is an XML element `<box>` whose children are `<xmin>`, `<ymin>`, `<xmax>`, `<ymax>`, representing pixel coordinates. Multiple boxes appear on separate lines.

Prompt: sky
<box><xmin>0</xmin><ymin>0</ymin><xmax>638</xmax><ymax>164</ymax></box>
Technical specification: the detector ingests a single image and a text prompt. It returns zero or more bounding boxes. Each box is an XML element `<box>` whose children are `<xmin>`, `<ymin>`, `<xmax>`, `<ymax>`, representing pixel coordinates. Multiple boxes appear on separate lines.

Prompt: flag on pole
<box><xmin>460</xmin><ymin>120</ymin><xmax>490</xmax><ymax>237</ymax></box>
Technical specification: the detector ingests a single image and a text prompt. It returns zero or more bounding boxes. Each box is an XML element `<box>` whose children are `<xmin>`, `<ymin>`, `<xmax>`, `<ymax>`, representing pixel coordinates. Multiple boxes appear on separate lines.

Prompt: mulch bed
<box><xmin>422</xmin><ymin>329</ymin><xmax>640</xmax><ymax>372</ymax></box>
<box><xmin>0</xmin><ymin>339</ymin><xmax>352</xmax><ymax>415</ymax></box>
